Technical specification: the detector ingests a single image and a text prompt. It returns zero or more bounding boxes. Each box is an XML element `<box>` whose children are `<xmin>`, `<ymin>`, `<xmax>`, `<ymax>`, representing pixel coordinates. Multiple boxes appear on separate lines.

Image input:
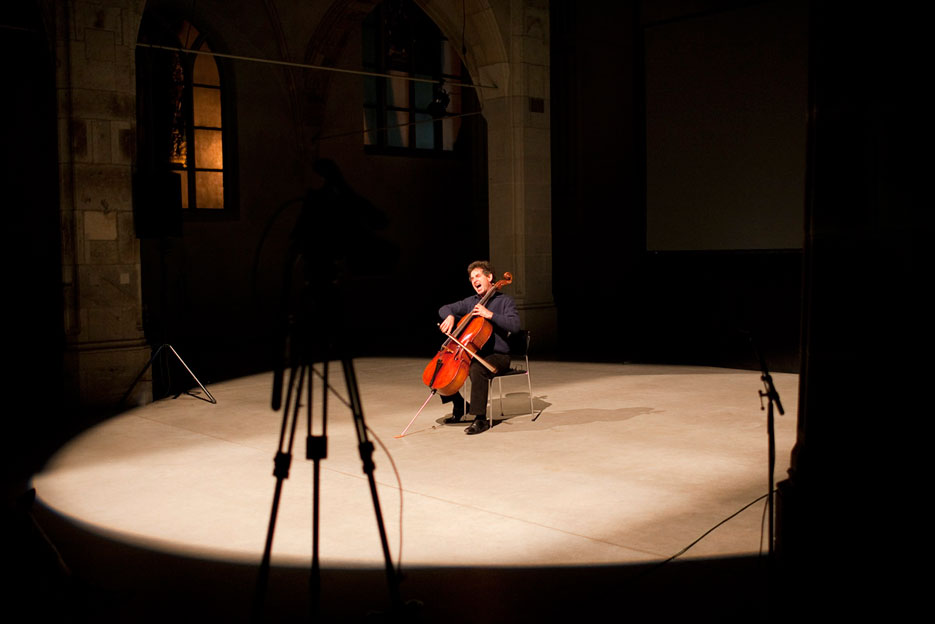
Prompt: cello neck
<box><xmin>478</xmin><ymin>288</ymin><xmax>497</xmax><ymax>307</ymax></box>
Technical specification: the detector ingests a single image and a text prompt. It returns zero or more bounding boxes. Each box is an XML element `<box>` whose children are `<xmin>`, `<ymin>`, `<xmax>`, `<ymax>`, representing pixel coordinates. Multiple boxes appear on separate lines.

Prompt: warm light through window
<box><xmin>167</xmin><ymin>21</ymin><xmax>225</xmax><ymax>210</ymax></box>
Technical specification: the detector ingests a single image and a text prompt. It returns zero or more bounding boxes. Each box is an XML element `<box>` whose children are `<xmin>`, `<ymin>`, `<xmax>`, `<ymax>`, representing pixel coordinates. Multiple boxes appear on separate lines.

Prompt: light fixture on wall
<box><xmin>426</xmin><ymin>83</ymin><xmax>450</xmax><ymax>118</ymax></box>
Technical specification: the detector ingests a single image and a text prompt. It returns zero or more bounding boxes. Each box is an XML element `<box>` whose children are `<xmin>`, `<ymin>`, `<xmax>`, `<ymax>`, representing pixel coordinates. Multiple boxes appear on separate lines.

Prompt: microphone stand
<box><xmin>753</xmin><ymin>339</ymin><xmax>785</xmax><ymax>558</ymax></box>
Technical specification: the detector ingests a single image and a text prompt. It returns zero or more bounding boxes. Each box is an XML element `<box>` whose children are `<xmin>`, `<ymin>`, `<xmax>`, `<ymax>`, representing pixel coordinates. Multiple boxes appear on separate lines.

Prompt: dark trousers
<box><xmin>441</xmin><ymin>353</ymin><xmax>511</xmax><ymax>418</ymax></box>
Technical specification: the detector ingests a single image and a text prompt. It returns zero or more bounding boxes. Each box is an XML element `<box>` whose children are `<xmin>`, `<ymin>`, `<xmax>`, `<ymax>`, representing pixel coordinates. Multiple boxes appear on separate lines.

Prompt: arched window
<box><xmin>138</xmin><ymin>16</ymin><xmax>233</xmax><ymax>217</ymax></box>
<box><xmin>171</xmin><ymin>23</ymin><xmax>224</xmax><ymax>209</ymax></box>
<box><xmin>362</xmin><ymin>0</ymin><xmax>466</xmax><ymax>153</ymax></box>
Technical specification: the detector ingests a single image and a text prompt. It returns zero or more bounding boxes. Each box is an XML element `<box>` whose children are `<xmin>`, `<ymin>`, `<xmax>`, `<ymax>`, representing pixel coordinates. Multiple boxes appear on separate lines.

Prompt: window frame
<box><xmin>362</xmin><ymin>0</ymin><xmax>466</xmax><ymax>157</ymax></box>
<box><xmin>138</xmin><ymin>14</ymin><xmax>238</xmax><ymax>222</ymax></box>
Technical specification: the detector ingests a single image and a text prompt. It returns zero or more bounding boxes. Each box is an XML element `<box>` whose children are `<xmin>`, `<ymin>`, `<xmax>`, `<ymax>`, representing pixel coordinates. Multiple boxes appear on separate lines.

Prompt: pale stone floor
<box><xmin>32</xmin><ymin>357</ymin><xmax>798</xmax><ymax>621</ymax></box>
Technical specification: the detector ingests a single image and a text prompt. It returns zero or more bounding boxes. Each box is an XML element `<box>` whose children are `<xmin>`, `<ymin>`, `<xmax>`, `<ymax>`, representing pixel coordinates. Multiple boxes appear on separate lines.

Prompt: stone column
<box><xmin>479</xmin><ymin>0</ymin><xmax>555</xmax><ymax>351</ymax></box>
<box><xmin>56</xmin><ymin>0</ymin><xmax>151</xmax><ymax>407</ymax></box>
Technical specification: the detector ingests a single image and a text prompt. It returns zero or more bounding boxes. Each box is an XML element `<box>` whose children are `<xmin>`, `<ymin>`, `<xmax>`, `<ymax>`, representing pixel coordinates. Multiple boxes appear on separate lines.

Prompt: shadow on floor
<box><xmin>15</xmin><ymin>498</ymin><xmax>853</xmax><ymax>623</ymax></box>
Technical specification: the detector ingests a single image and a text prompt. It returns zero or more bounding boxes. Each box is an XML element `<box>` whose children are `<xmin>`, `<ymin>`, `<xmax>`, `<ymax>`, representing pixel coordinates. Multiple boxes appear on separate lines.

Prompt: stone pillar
<box><xmin>479</xmin><ymin>0</ymin><xmax>555</xmax><ymax>352</ymax></box>
<box><xmin>56</xmin><ymin>0</ymin><xmax>151</xmax><ymax>407</ymax></box>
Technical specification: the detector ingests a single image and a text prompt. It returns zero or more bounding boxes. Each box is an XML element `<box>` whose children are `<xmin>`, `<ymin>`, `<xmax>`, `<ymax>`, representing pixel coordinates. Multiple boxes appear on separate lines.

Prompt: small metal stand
<box><xmin>121</xmin><ymin>342</ymin><xmax>216</xmax><ymax>406</ymax></box>
<box><xmin>752</xmin><ymin>339</ymin><xmax>784</xmax><ymax>557</ymax></box>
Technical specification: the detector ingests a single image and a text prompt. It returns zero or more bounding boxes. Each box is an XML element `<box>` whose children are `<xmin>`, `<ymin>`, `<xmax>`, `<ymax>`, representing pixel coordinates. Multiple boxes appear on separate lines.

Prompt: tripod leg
<box><xmin>308</xmin><ymin>361</ymin><xmax>326</xmax><ymax>621</ymax></box>
<box><xmin>252</xmin><ymin>363</ymin><xmax>305</xmax><ymax>623</ymax></box>
<box><xmin>341</xmin><ymin>357</ymin><xmax>403</xmax><ymax>614</ymax></box>
<box><xmin>118</xmin><ymin>344</ymin><xmax>167</xmax><ymax>407</ymax></box>
<box><xmin>166</xmin><ymin>344</ymin><xmax>216</xmax><ymax>403</ymax></box>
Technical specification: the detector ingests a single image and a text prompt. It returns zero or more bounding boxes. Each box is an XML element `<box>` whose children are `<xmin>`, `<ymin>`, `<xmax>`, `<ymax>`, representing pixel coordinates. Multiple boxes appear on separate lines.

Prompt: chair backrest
<box><xmin>507</xmin><ymin>330</ymin><xmax>530</xmax><ymax>357</ymax></box>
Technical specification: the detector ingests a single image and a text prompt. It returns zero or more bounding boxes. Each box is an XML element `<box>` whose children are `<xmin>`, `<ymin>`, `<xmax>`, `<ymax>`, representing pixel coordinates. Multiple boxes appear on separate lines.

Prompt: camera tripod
<box><xmin>251</xmin><ymin>281</ymin><xmax>402</xmax><ymax>622</ymax></box>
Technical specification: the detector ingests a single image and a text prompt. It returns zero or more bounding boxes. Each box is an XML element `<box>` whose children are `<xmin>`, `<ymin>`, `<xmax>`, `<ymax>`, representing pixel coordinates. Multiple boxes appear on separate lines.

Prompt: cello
<box><xmin>396</xmin><ymin>272</ymin><xmax>513</xmax><ymax>437</ymax></box>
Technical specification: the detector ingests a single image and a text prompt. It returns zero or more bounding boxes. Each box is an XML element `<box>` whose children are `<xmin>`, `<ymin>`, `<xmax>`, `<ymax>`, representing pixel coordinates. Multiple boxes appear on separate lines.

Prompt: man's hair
<box><xmin>467</xmin><ymin>260</ymin><xmax>494</xmax><ymax>278</ymax></box>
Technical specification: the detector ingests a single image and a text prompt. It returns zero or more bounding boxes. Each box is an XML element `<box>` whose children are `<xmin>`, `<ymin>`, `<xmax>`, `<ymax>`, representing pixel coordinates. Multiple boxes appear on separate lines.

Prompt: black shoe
<box><xmin>464</xmin><ymin>417</ymin><xmax>490</xmax><ymax>435</ymax></box>
<box><xmin>443</xmin><ymin>401</ymin><xmax>471</xmax><ymax>424</ymax></box>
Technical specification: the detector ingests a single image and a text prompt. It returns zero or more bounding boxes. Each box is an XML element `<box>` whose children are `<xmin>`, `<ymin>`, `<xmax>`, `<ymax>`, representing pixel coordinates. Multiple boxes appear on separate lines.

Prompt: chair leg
<box><xmin>486</xmin><ymin>371</ymin><xmax>534</xmax><ymax>424</ymax></box>
<box><xmin>486</xmin><ymin>379</ymin><xmax>493</xmax><ymax>427</ymax></box>
<box><xmin>486</xmin><ymin>376</ymin><xmax>509</xmax><ymax>428</ymax></box>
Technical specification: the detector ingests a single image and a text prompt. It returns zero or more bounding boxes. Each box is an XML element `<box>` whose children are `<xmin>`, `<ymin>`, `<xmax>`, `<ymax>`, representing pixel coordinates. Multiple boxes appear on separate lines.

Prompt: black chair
<box><xmin>485</xmin><ymin>330</ymin><xmax>534</xmax><ymax>427</ymax></box>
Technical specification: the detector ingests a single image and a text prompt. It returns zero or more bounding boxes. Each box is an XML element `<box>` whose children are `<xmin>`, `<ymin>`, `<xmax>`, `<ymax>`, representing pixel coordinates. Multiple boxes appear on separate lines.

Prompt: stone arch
<box><xmin>413</xmin><ymin>0</ymin><xmax>510</xmax><ymax>107</ymax></box>
<box><xmin>301</xmin><ymin>1</ymin><xmax>508</xmax><ymax>124</ymax></box>
<box><xmin>298</xmin><ymin>0</ymin><xmax>510</xmax><ymax>156</ymax></box>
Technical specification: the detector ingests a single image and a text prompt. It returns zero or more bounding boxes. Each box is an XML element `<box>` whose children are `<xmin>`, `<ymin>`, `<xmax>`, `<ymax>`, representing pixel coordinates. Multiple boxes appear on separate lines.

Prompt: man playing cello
<box><xmin>437</xmin><ymin>261</ymin><xmax>520</xmax><ymax>434</ymax></box>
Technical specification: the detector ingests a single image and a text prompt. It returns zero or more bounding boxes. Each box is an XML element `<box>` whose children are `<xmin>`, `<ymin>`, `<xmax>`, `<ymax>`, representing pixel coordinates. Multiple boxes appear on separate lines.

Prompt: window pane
<box><xmin>195</xmin><ymin>171</ymin><xmax>223</xmax><ymax>209</ymax></box>
<box><xmin>414</xmin><ymin>80</ymin><xmax>433</xmax><ymax>109</ymax></box>
<box><xmin>415</xmin><ymin>113</ymin><xmax>433</xmax><ymax>149</ymax></box>
<box><xmin>170</xmin><ymin>125</ymin><xmax>187</xmax><ymax>165</ymax></box>
<box><xmin>177</xmin><ymin>169</ymin><xmax>189</xmax><ymax>209</ymax></box>
<box><xmin>447</xmin><ymin>83</ymin><xmax>462</xmax><ymax>113</ymax></box>
<box><xmin>363</xmin><ymin>108</ymin><xmax>377</xmax><ymax>145</ymax></box>
<box><xmin>194</xmin><ymin>129</ymin><xmax>223</xmax><ymax>169</ymax></box>
<box><xmin>363</xmin><ymin>77</ymin><xmax>377</xmax><ymax>107</ymax></box>
<box><xmin>443</xmin><ymin>117</ymin><xmax>461</xmax><ymax>151</ymax></box>
<box><xmin>193</xmin><ymin>43</ymin><xmax>219</xmax><ymax>85</ymax></box>
<box><xmin>387</xmin><ymin>71</ymin><xmax>409</xmax><ymax>107</ymax></box>
<box><xmin>386</xmin><ymin>110</ymin><xmax>408</xmax><ymax>147</ymax></box>
<box><xmin>193</xmin><ymin>86</ymin><xmax>221</xmax><ymax>127</ymax></box>
<box><xmin>169</xmin><ymin>53</ymin><xmax>187</xmax><ymax>165</ymax></box>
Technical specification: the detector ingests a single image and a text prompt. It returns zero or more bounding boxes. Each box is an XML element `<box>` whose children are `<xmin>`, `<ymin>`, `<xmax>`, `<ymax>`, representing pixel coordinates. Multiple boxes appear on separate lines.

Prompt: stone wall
<box><xmin>55</xmin><ymin>0</ymin><xmax>151</xmax><ymax>406</ymax></box>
